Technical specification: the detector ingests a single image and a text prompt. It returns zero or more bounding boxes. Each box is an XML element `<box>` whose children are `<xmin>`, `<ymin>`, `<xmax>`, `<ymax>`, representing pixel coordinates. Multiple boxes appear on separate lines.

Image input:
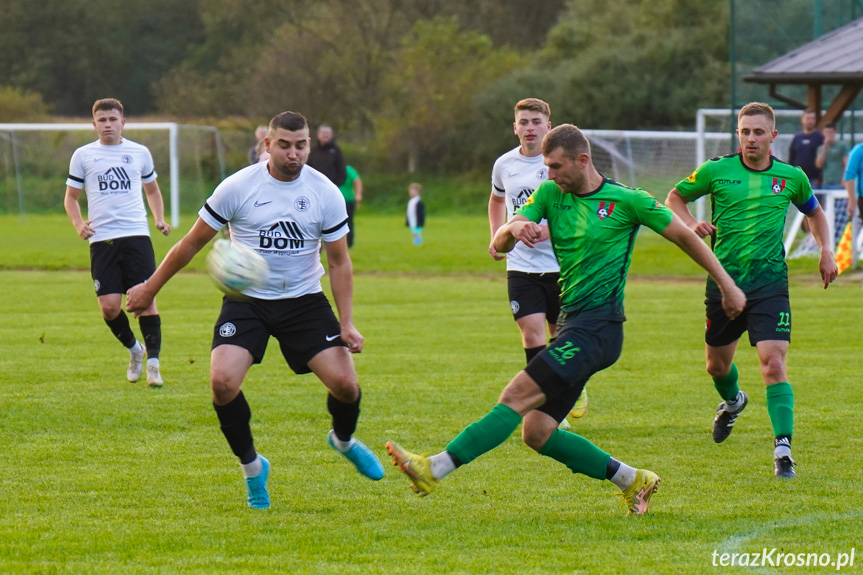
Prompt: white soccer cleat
<box><xmin>146</xmin><ymin>359</ymin><xmax>163</xmax><ymax>388</ymax></box>
<box><xmin>127</xmin><ymin>342</ymin><xmax>145</xmax><ymax>382</ymax></box>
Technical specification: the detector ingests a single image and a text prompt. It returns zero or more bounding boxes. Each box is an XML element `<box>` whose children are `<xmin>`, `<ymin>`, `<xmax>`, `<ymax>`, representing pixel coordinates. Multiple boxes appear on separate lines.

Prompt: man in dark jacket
<box><xmin>308</xmin><ymin>125</ymin><xmax>347</xmax><ymax>187</ymax></box>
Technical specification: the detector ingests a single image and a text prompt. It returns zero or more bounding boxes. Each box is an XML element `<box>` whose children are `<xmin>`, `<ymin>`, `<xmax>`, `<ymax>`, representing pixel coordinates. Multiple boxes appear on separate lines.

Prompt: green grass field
<box><xmin>1</xmin><ymin>214</ymin><xmax>861</xmax><ymax>574</ymax></box>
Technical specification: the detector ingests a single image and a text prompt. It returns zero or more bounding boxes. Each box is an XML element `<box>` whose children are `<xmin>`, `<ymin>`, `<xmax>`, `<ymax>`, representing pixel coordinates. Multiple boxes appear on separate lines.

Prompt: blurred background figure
<box><xmin>406</xmin><ymin>182</ymin><xmax>425</xmax><ymax>245</ymax></box>
<box><xmin>338</xmin><ymin>165</ymin><xmax>363</xmax><ymax>248</ymax></box>
<box><xmin>247</xmin><ymin>125</ymin><xmax>268</xmax><ymax>165</ymax></box>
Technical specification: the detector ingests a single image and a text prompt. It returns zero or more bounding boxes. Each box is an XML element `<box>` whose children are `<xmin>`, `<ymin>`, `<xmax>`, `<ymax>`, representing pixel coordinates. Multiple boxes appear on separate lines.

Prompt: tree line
<box><xmin>1</xmin><ymin>0</ymin><xmax>740</xmax><ymax>173</ymax></box>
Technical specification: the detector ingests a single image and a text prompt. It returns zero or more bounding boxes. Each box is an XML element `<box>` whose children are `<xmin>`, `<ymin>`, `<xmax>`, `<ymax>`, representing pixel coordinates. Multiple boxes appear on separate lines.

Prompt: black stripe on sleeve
<box><xmin>493</xmin><ymin>184</ymin><xmax>505</xmax><ymax>193</ymax></box>
<box><xmin>322</xmin><ymin>217</ymin><xmax>349</xmax><ymax>235</ymax></box>
<box><xmin>142</xmin><ymin>170</ymin><xmax>155</xmax><ymax>180</ymax></box>
<box><xmin>68</xmin><ymin>174</ymin><xmax>84</xmax><ymax>183</ymax></box>
<box><xmin>204</xmin><ymin>202</ymin><xmax>228</xmax><ymax>224</ymax></box>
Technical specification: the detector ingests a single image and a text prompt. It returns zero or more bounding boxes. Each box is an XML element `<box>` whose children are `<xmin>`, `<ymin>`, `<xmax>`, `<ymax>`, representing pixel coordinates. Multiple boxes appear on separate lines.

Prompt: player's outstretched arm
<box><xmin>665</xmin><ymin>188</ymin><xmax>717</xmax><ymax>238</ymax></box>
<box><xmin>492</xmin><ymin>215</ymin><xmax>542</xmax><ymax>253</ymax></box>
<box><xmin>126</xmin><ymin>218</ymin><xmax>218</xmax><ymax>315</ymax></box>
<box><xmin>324</xmin><ymin>236</ymin><xmax>363</xmax><ymax>353</ymax></box>
<box><xmin>660</xmin><ymin>215</ymin><xmax>746</xmax><ymax>319</ymax></box>
<box><xmin>804</xmin><ymin>206</ymin><xmax>838</xmax><ymax>288</ymax></box>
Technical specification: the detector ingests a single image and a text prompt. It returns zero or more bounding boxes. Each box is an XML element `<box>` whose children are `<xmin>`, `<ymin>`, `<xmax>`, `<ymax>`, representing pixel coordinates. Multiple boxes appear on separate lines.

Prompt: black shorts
<box><xmin>212</xmin><ymin>292</ymin><xmax>345</xmax><ymax>374</ymax></box>
<box><xmin>507</xmin><ymin>271</ymin><xmax>561</xmax><ymax>322</ymax></box>
<box><xmin>89</xmin><ymin>236</ymin><xmax>156</xmax><ymax>296</ymax></box>
<box><xmin>705</xmin><ymin>293</ymin><xmax>791</xmax><ymax>347</ymax></box>
<box><xmin>524</xmin><ymin>315</ymin><xmax>623</xmax><ymax>423</ymax></box>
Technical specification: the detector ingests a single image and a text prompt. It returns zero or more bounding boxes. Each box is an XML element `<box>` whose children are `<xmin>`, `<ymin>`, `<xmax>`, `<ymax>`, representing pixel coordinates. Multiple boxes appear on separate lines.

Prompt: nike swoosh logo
<box><xmin>254</xmin><ymin>200</ymin><xmax>272</xmax><ymax>207</ymax></box>
<box><xmin>325</xmin><ymin>334</ymin><xmax>340</xmax><ymax>342</ymax></box>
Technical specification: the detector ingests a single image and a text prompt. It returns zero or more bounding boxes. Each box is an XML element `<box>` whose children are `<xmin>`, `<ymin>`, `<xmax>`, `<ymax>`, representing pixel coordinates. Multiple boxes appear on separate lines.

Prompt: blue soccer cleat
<box><xmin>245</xmin><ymin>456</ymin><xmax>271</xmax><ymax>509</ymax></box>
<box><xmin>328</xmin><ymin>430</ymin><xmax>384</xmax><ymax>480</ymax></box>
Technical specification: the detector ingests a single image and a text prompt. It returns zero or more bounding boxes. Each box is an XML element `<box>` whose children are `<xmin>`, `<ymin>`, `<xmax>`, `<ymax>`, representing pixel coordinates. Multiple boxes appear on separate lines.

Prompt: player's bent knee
<box><xmin>706</xmin><ymin>359</ymin><xmax>732</xmax><ymax>378</ymax></box>
<box><xmin>324</xmin><ymin>376</ymin><xmax>360</xmax><ymax>403</ymax></box>
<box><xmin>521</xmin><ymin>425</ymin><xmax>553</xmax><ymax>451</ymax></box>
<box><xmin>210</xmin><ymin>374</ymin><xmax>243</xmax><ymax>404</ymax></box>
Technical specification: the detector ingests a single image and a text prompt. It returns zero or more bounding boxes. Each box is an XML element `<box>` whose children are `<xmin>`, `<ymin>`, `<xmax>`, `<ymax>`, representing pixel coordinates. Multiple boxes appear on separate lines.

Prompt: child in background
<box><xmin>406</xmin><ymin>182</ymin><xmax>425</xmax><ymax>245</ymax></box>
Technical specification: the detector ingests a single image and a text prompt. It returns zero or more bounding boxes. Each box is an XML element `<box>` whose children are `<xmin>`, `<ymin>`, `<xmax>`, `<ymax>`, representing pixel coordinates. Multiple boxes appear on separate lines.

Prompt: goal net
<box><xmin>0</xmin><ymin>123</ymin><xmax>226</xmax><ymax>227</ymax></box>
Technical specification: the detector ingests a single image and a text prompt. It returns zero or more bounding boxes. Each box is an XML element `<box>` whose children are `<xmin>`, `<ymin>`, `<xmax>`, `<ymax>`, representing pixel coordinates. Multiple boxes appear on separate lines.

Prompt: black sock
<box><xmin>525</xmin><ymin>346</ymin><xmax>545</xmax><ymax>364</ymax></box>
<box><xmin>213</xmin><ymin>391</ymin><xmax>256</xmax><ymax>464</ymax></box>
<box><xmin>605</xmin><ymin>457</ymin><xmax>622</xmax><ymax>481</ymax></box>
<box><xmin>327</xmin><ymin>390</ymin><xmax>361</xmax><ymax>442</ymax></box>
<box><xmin>104</xmin><ymin>311</ymin><xmax>137</xmax><ymax>349</ymax></box>
<box><xmin>138</xmin><ymin>314</ymin><xmax>161</xmax><ymax>359</ymax></box>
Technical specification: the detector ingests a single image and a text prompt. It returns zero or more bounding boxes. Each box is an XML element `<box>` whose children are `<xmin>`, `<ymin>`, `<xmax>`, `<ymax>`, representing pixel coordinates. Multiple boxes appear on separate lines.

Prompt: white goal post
<box><xmin>0</xmin><ymin>122</ymin><xmax>225</xmax><ymax>228</ymax></box>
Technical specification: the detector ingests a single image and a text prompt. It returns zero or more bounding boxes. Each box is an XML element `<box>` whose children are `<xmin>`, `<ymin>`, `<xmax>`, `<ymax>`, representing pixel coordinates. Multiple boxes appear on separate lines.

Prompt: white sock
<box><xmin>774</xmin><ymin>438</ymin><xmax>792</xmax><ymax>459</ymax></box>
<box><xmin>328</xmin><ymin>430</ymin><xmax>354</xmax><ymax>452</ymax></box>
<box><xmin>129</xmin><ymin>341</ymin><xmax>144</xmax><ymax>354</ymax></box>
<box><xmin>609</xmin><ymin>462</ymin><xmax>637</xmax><ymax>491</ymax></box>
<box><xmin>241</xmin><ymin>455</ymin><xmax>263</xmax><ymax>478</ymax></box>
<box><xmin>429</xmin><ymin>452</ymin><xmax>456</xmax><ymax>480</ymax></box>
<box><xmin>147</xmin><ymin>357</ymin><xmax>159</xmax><ymax>368</ymax></box>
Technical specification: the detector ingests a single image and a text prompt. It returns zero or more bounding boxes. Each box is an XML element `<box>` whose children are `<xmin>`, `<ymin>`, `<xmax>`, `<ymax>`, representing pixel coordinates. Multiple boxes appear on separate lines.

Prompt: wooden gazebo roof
<box><xmin>744</xmin><ymin>16</ymin><xmax>863</xmax><ymax>127</ymax></box>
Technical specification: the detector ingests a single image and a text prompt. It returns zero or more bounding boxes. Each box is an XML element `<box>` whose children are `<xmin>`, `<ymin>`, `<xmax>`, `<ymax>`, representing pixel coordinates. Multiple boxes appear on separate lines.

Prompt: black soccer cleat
<box><xmin>774</xmin><ymin>455</ymin><xmax>797</xmax><ymax>479</ymax></box>
<box><xmin>712</xmin><ymin>391</ymin><xmax>748</xmax><ymax>443</ymax></box>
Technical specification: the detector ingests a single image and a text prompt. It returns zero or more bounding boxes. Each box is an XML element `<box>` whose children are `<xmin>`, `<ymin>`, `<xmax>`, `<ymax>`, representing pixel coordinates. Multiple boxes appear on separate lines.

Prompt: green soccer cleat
<box><xmin>386</xmin><ymin>441</ymin><xmax>439</xmax><ymax>496</ymax></box>
<box><xmin>618</xmin><ymin>468</ymin><xmax>660</xmax><ymax>516</ymax></box>
<box><xmin>570</xmin><ymin>388</ymin><xmax>589</xmax><ymax>418</ymax></box>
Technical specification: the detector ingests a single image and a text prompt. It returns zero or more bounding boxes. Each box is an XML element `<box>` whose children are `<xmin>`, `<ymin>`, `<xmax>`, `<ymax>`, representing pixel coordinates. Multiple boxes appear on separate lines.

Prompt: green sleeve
<box><xmin>632</xmin><ymin>188</ymin><xmax>674</xmax><ymax>233</ymax></box>
<box><xmin>674</xmin><ymin>161</ymin><xmax>713</xmax><ymax>202</ymax></box>
<box><xmin>515</xmin><ymin>181</ymin><xmax>550</xmax><ymax>223</ymax></box>
<box><xmin>791</xmin><ymin>168</ymin><xmax>814</xmax><ymax>205</ymax></box>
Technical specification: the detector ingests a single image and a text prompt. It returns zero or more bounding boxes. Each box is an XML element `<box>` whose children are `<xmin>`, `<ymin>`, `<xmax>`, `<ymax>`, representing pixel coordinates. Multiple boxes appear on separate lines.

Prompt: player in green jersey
<box><xmin>666</xmin><ymin>102</ymin><xmax>838</xmax><ymax>479</ymax></box>
<box><xmin>386</xmin><ymin>124</ymin><xmax>745</xmax><ymax>515</ymax></box>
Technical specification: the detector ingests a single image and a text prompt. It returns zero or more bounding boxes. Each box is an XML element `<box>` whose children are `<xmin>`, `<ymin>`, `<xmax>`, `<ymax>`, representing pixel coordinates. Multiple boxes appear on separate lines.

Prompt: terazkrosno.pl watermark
<box><xmin>712</xmin><ymin>548</ymin><xmax>855</xmax><ymax>570</ymax></box>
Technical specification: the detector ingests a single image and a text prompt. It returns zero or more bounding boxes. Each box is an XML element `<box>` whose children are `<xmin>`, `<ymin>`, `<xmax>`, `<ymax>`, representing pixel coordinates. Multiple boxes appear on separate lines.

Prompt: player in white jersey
<box><xmin>64</xmin><ymin>98</ymin><xmax>171</xmax><ymax>388</ymax></box>
<box><xmin>488</xmin><ymin>98</ymin><xmax>588</xmax><ymax>420</ymax></box>
<box><xmin>126</xmin><ymin>111</ymin><xmax>383</xmax><ymax>509</ymax></box>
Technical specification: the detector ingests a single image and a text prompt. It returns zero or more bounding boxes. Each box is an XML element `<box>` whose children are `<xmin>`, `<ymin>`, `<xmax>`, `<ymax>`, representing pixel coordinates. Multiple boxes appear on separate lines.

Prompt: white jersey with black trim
<box><xmin>199</xmin><ymin>163</ymin><xmax>349</xmax><ymax>300</ymax></box>
<box><xmin>491</xmin><ymin>146</ymin><xmax>559</xmax><ymax>273</ymax></box>
<box><xmin>66</xmin><ymin>139</ymin><xmax>158</xmax><ymax>243</ymax></box>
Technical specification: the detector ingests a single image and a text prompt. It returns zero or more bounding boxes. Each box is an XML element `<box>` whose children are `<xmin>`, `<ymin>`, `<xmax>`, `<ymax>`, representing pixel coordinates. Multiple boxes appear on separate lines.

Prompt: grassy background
<box><xmin>1</xmin><ymin>214</ymin><xmax>861</xmax><ymax>574</ymax></box>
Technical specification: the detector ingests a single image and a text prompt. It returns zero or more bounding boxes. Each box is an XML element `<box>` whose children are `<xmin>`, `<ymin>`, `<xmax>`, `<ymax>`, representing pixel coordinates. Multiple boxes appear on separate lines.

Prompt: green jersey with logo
<box><xmin>517</xmin><ymin>178</ymin><xmax>673</xmax><ymax>320</ymax></box>
<box><xmin>675</xmin><ymin>153</ymin><xmax>815</xmax><ymax>299</ymax></box>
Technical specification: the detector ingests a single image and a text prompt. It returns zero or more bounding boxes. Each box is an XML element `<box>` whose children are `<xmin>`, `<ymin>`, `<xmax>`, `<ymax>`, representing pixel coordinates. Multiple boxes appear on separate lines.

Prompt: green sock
<box><xmin>713</xmin><ymin>363</ymin><xmax>740</xmax><ymax>401</ymax></box>
<box><xmin>766</xmin><ymin>381</ymin><xmax>794</xmax><ymax>438</ymax></box>
<box><xmin>445</xmin><ymin>403</ymin><xmax>522</xmax><ymax>466</ymax></box>
<box><xmin>538</xmin><ymin>428</ymin><xmax>610</xmax><ymax>480</ymax></box>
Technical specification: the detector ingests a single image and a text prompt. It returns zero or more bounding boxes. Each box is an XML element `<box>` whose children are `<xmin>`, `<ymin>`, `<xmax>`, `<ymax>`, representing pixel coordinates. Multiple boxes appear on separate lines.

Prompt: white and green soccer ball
<box><xmin>206</xmin><ymin>238</ymin><xmax>268</xmax><ymax>297</ymax></box>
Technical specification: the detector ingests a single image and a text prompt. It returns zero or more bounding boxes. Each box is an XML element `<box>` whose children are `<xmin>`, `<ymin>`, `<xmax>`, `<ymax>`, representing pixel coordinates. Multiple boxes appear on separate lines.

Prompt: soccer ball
<box><xmin>206</xmin><ymin>239</ymin><xmax>268</xmax><ymax>297</ymax></box>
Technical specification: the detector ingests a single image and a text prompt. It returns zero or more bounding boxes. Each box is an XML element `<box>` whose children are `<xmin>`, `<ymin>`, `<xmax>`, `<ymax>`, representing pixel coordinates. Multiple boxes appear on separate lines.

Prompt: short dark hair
<box><xmin>92</xmin><ymin>98</ymin><xmax>124</xmax><ymax>117</ymax></box>
<box><xmin>542</xmin><ymin>124</ymin><xmax>591</xmax><ymax>159</ymax></box>
<box><xmin>515</xmin><ymin>98</ymin><xmax>551</xmax><ymax>119</ymax></box>
<box><xmin>270</xmin><ymin>111</ymin><xmax>308</xmax><ymax>133</ymax></box>
<box><xmin>738</xmin><ymin>102</ymin><xmax>775</xmax><ymax>129</ymax></box>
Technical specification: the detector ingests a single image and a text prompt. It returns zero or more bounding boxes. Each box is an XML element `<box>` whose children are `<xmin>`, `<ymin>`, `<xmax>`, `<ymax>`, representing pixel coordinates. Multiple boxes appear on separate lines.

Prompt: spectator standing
<box><xmin>816</xmin><ymin>123</ymin><xmax>849</xmax><ymax>245</ymax></box>
<box><xmin>307</xmin><ymin>124</ymin><xmax>347</xmax><ymax>188</ymax></box>
<box><xmin>248</xmin><ymin>125</ymin><xmax>268</xmax><ymax>165</ymax></box>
